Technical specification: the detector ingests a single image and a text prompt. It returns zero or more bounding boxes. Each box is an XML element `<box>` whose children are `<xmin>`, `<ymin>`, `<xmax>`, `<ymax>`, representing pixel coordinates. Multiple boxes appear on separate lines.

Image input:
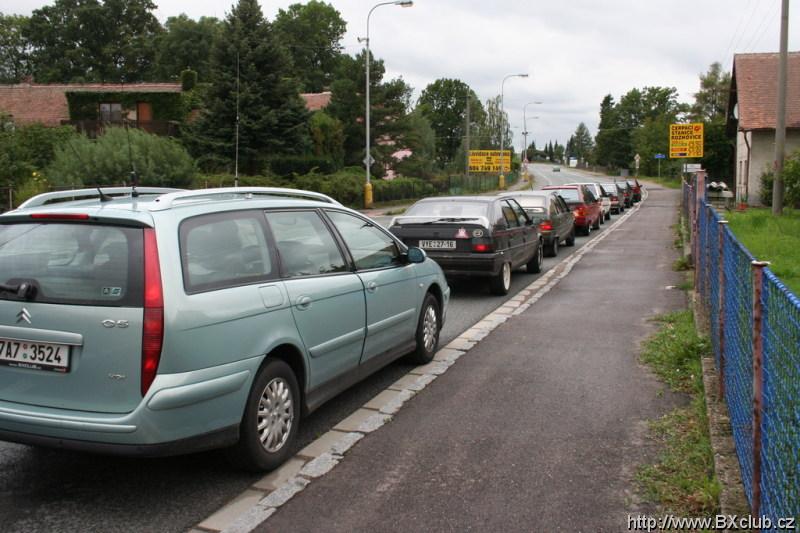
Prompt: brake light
<box><xmin>574</xmin><ymin>206</ymin><xmax>587</xmax><ymax>217</ymax></box>
<box><xmin>141</xmin><ymin>228</ymin><xmax>163</xmax><ymax>396</ymax></box>
<box><xmin>30</xmin><ymin>213</ymin><xmax>90</xmax><ymax>220</ymax></box>
<box><xmin>539</xmin><ymin>221</ymin><xmax>553</xmax><ymax>231</ymax></box>
<box><xmin>472</xmin><ymin>243</ymin><xmax>493</xmax><ymax>253</ymax></box>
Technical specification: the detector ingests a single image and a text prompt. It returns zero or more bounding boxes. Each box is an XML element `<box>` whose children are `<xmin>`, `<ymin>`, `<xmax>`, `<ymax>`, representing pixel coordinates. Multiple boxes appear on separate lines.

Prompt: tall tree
<box><xmin>25</xmin><ymin>0</ymin><xmax>161</xmax><ymax>82</ymax></box>
<box><xmin>571</xmin><ymin>122</ymin><xmax>594</xmax><ymax>161</ymax></box>
<box><xmin>394</xmin><ymin>108</ymin><xmax>436</xmax><ymax>179</ymax></box>
<box><xmin>691</xmin><ymin>62</ymin><xmax>731</xmax><ymax>122</ymax></box>
<box><xmin>187</xmin><ymin>0</ymin><xmax>309</xmax><ymax>174</ymax></box>
<box><xmin>273</xmin><ymin>1</ymin><xmax>346</xmax><ymax>92</ymax></box>
<box><xmin>152</xmin><ymin>15</ymin><xmax>221</xmax><ymax>82</ymax></box>
<box><xmin>417</xmin><ymin>78</ymin><xmax>485</xmax><ymax>167</ymax></box>
<box><xmin>0</xmin><ymin>14</ymin><xmax>31</xmax><ymax>83</ymax></box>
<box><xmin>472</xmin><ymin>96</ymin><xmax>510</xmax><ymax>151</ymax></box>
<box><xmin>327</xmin><ymin>50</ymin><xmax>413</xmax><ymax>175</ymax></box>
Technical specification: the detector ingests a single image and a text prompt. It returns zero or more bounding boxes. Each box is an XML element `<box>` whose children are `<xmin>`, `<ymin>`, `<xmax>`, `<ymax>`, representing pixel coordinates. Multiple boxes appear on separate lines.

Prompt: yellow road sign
<box><xmin>669</xmin><ymin>123</ymin><xmax>704</xmax><ymax>158</ymax></box>
<box><xmin>468</xmin><ymin>150</ymin><xmax>511</xmax><ymax>172</ymax></box>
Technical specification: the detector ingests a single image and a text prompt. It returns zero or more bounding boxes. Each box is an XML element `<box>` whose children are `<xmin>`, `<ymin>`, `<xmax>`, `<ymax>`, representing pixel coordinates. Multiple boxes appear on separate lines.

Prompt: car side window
<box><xmin>584</xmin><ymin>188</ymin><xmax>596</xmax><ymax>203</ymax></box>
<box><xmin>501</xmin><ymin>201</ymin><xmax>520</xmax><ymax>228</ymax></box>
<box><xmin>550</xmin><ymin>198</ymin><xmax>560</xmax><ymax>216</ymax></box>
<box><xmin>558</xmin><ymin>196</ymin><xmax>570</xmax><ymax>212</ymax></box>
<box><xmin>265</xmin><ymin>211</ymin><xmax>347</xmax><ymax>278</ymax></box>
<box><xmin>326</xmin><ymin>211</ymin><xmax>403</xmax><ymax>270</ymax></box>
<box><xmin>508</xmin><ymin>200</ymin><xmax>529</xmax><ymax>225</ymax></box>
<box><xmin>180</xmin><ymin>211</ymin><xmax>276</xmax><ymax>293</ymax></box>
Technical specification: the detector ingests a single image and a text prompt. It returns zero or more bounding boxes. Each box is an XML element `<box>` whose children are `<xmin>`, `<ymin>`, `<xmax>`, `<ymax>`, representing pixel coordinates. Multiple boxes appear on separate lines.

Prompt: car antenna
<box><xmin>66</xmin><ymin>138</ymin><xmax>112</xmax><ymax>202</ymax></box>
<box><xmin>124</xmin><ymin>119</ymin><xmax>140</xmax><ymax>198</ymax></box>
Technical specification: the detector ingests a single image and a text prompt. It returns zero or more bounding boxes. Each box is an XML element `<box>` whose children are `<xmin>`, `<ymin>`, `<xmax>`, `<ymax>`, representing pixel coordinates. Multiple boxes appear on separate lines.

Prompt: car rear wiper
<box><xmin>0</xmin><ymin>282</ymin><xmax>37</xmax><ymax>300</ymax></box>
<box><xmin>420</xmin><ymin>217</ymin><xmax>479</xmax><ymax>224</ymax></box>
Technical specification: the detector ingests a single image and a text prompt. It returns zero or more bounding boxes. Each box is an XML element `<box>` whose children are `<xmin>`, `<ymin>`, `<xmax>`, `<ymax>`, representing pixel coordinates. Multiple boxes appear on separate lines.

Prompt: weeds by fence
<box><xmin>686</xmin><ymin>177</ymin><xmax>800</xmax><ymax>529</ymax></box>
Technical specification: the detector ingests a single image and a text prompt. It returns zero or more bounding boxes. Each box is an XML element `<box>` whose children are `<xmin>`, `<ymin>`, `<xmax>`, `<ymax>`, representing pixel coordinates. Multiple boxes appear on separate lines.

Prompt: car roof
<box><xmin>2</xmin><ymin>187</ymin><xmax>346</xmax><ymax>225</ymax></box>
<box><xmin>542</xmin><ymin>185</ymin><xmax>578</xmax><ymax>189</ymax></box>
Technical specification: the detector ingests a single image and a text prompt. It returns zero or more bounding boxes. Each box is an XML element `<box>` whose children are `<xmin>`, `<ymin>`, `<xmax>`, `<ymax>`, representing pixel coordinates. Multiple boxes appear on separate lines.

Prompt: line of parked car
<box><xmin>389</xmin><ymin>178</ymin><xmax>642</xmax><ymax>295</ymax></box>
<box><xmin>0</xmin><ymin>177</ymin><xmax>641</xmax><ymax>474</ymax></box>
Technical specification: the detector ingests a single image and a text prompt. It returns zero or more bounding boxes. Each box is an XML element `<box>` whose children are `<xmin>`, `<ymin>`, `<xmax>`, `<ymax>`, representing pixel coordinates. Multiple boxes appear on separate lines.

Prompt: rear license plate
<box><xmin>419</xmin><ymin>240</ymin><xmax>457</xmax><ymax>250</ymax></box>
<box><xmin>0</xmin><ymin>338</ymin><xmax>70</xmax><ymax>372</ymax></box>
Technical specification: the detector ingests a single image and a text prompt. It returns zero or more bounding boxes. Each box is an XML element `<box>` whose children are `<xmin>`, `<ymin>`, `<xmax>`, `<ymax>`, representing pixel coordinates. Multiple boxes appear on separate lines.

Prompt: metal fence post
<box><xmin>751</xmin><ymin>260</ymin><xmax>770</xmax><ymax>518</ymax></box>
<box><xmin>704</xmin><ymin>203</ymin><xmax>712</xmax><ymax>306</ymax></box>
<box><xmin>718</xmin><ymin>220</ymin><xmax>728</xmax><ymax>398</ymax></box>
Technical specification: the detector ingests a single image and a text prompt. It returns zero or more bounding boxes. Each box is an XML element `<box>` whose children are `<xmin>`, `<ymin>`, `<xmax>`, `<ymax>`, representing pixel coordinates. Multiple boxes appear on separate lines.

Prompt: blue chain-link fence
<box><xmin>687</xmin><ymin>179</ymin><xmax>800</xmax><ymax>529</ymax></box>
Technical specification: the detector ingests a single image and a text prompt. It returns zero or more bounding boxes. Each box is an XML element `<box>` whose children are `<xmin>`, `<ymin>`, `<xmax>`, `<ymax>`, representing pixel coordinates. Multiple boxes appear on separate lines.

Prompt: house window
<box><xmin>99</xmin><ymin>103</ymin><xmax>122</xmax><ymax>122</ymax></box>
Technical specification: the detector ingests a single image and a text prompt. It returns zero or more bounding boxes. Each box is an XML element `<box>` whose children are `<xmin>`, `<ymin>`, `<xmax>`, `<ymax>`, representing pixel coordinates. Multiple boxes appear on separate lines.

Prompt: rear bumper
<box><xmin>0</xmin><ymin>357</ymin><xmax>259</xmax><ymax>455</ymax></box>
<box><xmin>426</xmin><ymin>251</ymin><xmax>505</xmax><ymax>277</ymax></box>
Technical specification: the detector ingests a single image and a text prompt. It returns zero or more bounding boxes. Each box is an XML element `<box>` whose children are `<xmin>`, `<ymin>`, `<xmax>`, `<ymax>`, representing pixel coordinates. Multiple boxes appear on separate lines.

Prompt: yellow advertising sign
<box><xmin>468</xmin><ymin>150</ymin><xmax>511</xmax><ymax>172</ymax></box>
<box><xmin>669</xmin><ymin>123</ymin><xmax>704</xmax><ymax>158</ymax></box>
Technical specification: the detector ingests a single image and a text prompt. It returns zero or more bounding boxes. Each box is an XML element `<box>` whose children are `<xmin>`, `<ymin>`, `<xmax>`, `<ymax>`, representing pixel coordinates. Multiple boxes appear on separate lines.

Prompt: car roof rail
<box><xmin>148</xmin><ymin>187</ymin><xmax>342</xmax><ymax>211</ymax></box>
<box><xmin>18</xmin><ymin>187</ymin><xmax>186</xmax><ymax>209</ymax></box>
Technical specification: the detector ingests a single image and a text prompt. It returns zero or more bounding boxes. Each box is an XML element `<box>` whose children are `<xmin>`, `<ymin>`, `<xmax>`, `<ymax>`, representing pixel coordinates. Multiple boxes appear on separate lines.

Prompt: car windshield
<box><xmin>511</xmin><ymin>196</ymin><xmax>546</xmax><ymax>209</ymax></box>
<box><xmin>404</xmin><ymin>201</ymin><xmax>488</xmax><ymax>219</ymax></box>
<box><xmin>550</xmin><ymin>188</ymin><xmax>580</xmax><ymax>203</ymax></box>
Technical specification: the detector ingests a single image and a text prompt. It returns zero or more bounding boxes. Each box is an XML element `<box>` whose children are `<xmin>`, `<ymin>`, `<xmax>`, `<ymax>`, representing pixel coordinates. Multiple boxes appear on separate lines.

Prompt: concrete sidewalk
<box><xmin>257</xmin><ymin>188</ymin><xmax>685</xmax><ymax>532</ymax></box>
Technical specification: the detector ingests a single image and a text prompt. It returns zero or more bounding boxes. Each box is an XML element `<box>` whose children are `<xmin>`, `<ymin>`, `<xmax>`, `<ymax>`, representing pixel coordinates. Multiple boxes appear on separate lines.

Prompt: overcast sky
<box><xmin>5</xmin><ymin>0</ymin><xmax>800</xmax><ymax>148</ymax></box>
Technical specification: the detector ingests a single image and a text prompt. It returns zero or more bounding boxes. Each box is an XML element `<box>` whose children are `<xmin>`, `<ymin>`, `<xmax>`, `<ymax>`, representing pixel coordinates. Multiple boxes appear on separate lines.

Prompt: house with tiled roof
<box><xmin>0</xmin><ymin>81</ymin><xmax>185</xmax><ymax>135</ymax></box>
<box><xmin>727</xmin><ymin>52</ymin><xmax>800</xmax><ymax>204</ymax></box>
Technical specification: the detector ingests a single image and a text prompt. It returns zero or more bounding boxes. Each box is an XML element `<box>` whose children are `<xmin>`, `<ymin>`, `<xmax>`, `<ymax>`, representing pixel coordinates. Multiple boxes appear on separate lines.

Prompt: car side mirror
<box><xmin>406</xmin><ymin>247</ymin><xmax>426</xmax><ymax>264</ymax></box>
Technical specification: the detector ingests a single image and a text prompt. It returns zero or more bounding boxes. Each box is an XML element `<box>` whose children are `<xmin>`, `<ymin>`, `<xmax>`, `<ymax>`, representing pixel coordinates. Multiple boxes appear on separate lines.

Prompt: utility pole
<box><xmin>772</xmin><ymin>0</ymin><xmax>789</xmax><ymax>215</ymax></box>
<box><xmin>465</xmin><ymin>93</ymin><xmax>470</xmax><ymax>177</ymax></box>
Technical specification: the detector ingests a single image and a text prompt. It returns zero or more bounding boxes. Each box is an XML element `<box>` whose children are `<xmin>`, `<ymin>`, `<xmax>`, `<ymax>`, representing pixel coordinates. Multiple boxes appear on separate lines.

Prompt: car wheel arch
<box><xmin>260</xmin><ymin>343</ymin><xmax>308</xmax><ymax>414</ymax></box>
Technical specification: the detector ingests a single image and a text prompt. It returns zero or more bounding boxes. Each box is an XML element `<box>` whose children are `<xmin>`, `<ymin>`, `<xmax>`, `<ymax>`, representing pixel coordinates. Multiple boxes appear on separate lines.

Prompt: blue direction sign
<box><xmin>654</xmin><ymin>153</ymin><xmax>666</xmax><ymax>159</ymax></box>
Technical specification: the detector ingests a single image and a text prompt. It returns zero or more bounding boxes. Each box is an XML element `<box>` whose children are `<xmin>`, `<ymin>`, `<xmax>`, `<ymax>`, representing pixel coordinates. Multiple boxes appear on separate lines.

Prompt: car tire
<box><xmin>490</xmin><ymin>262</ymin><xmax>512</xmax><ymax>295</ymax></box>
<box><xmin>227</xmin><ymin>358</ymin><xmax>300</xmax><ymax>472</ymax></box>
<box><xmin>545</xmin><ymin>236</ymin><xmax>558</xmax><ymax>257</ymax></box>
<box><xmin>527</xmin><ymin>240</ymin><xmax>543</xmax><ymax>273</ymax></box>
<box><xmin>605</xmin><ymin>211</ymin><xmax>611</xmax><ymax>221</ymax></box>
<box><xmin>599</xmin><ymin>214</ymin><xmax>605</xmax><ymax>225</ymax></box>
<box><xmin>565</xmin><ymin>228</ymin><xmax>576</xmax><ymax>246</ymax></box>
<box><xmin>592</xmin><ymin>216</ymin><xmax>601</xmax><ymax>230</ymax></box>
<box><xmin>406</xmin><ymin>293</ymin><xmax>440</xmax><ymax>364</ymax></box>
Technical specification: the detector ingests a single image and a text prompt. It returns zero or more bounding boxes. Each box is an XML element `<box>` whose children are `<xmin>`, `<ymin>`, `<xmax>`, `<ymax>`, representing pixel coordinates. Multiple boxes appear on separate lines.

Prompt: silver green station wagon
<box><xmin>0</xmin><ymin>187</ymin><xmax>449</xmax><ymax>471</ymax></box>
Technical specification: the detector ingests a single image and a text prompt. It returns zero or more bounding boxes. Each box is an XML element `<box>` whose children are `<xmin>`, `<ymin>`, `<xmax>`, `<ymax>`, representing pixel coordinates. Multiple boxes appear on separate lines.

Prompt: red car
<box><xmin>541</xmin><ymin>185</ymin><xmax>602</xmax><ymax>236</ymax></box>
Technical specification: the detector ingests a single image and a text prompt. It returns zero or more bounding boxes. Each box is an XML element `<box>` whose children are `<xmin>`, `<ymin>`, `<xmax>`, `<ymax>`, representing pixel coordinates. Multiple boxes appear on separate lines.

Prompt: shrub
<box><xmin>0</xmin><ymin>122</ymin><xmax>77</xmax><ymax>184</ymax></box>
<box><xmin>269</xmin><ymin>154</ymin><xmax>339</xmax><ymax>178</ymax></box>
<box><xmin>759</xmin><ymin>149</ymin><xmax>800</xmax><ymax>207</ymax></box>
<box><xmin>47</xmin><ymin>127</ymin><xmax>196</xmax><ymax>188</ymax></box>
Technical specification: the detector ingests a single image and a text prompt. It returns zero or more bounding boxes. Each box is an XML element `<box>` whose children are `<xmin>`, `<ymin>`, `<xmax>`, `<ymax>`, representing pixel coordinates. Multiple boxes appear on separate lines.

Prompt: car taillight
<box><xmin>539</xmin><ymin>221</ymin><xmax>553</xmax><ymax>231</ymax></box>
<box><xmin>30</xmin><ymin>213</ymin><xmax>90</xmax><ymax>220</ymax></box>
<box><xmin>472</xmin><ymin>243</ymin><xmax>493</xmax><ymax>253</ymax></box>
<box><xmin>142</xmin><ymin>228</ymin><xmax>163</xmax><ymax>397</ymax></box>
<box><xmin>574</xmin><ymin>206</ymin><xmax>587</xmax><ymax>217</ymax></box>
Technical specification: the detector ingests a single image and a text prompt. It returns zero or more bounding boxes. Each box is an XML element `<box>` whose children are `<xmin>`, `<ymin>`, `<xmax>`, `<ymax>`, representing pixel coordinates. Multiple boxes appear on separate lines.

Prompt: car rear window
<box><xmin>0</xmin><ymin>222</ymin><xmax>143</xmax><ymax>307</ymax></box>
<box><xmin>512</xmin><ymin>196</ymin><xmax>546</xmax><ymax>209</ymax></box>
<box><xmin>552</xmin><ymin>189</ymin><xmax>580</xmax><ymax>203</ymax></box>
<box><xmin>405</xmin><ymin>201</ymin><xmax>488</xmax><ymax>219</ymax></box>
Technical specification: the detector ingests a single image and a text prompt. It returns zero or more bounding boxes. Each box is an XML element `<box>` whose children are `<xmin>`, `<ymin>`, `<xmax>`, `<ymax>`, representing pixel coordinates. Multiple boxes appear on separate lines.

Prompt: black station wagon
<box><xmin>389</xmin><ymin>196</ymin><xmax>542</xmax><ymax>295</ymax></box>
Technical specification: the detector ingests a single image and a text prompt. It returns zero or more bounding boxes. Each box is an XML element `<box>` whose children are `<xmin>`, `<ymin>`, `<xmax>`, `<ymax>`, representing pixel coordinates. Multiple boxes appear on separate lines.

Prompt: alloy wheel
<box><xmin>257</xmin><ymin>377</ymin><xmax>294</xmax><ymax>453</ymax></box>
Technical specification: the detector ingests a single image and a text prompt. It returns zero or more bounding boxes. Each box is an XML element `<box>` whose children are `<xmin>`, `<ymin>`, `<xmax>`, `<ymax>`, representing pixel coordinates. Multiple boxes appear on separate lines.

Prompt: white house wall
<box><xmin>737</xmin><ymin>130</ymin><xmax>800</xmax><ymax>205</ymax></box>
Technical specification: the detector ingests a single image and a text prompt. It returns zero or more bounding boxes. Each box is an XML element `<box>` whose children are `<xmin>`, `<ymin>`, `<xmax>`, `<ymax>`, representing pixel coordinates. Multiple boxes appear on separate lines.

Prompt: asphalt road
<box><xmin>0</xmin><ymin>164</ymin><xmax>627</xmax><ymax>533</ymax></box>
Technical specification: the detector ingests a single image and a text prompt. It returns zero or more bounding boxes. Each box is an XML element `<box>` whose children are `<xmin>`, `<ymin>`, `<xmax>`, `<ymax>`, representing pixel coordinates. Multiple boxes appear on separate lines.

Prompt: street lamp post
<box><xmin>361</xmin><ymin>0</ymin><xmax>413</xmax><ymax>209</ymax></box>
<box><xmin>522</xmin><ymin>101</ymin><xmax>542</xmax><ymax>182</ymax></box>
<box><xmin>499</xmin><ymin>73</ymin><xmax>528</xmax><ymax>190</ymax></box>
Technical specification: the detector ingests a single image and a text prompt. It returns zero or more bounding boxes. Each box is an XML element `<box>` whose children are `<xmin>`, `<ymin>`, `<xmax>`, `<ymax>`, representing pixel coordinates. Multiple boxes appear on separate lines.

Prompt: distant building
<box><xmin>727</xmin><ymin>52</ymin><xmax>800</xmax><ymax>205</ymax></box>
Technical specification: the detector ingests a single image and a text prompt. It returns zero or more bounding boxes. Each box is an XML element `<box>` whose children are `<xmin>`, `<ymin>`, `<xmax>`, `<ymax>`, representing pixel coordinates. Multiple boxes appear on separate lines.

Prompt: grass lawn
<box><xmin>726</xmin><ymin>208</ymin><xmax>800</xmax><ymax>296</ymax></box>
<box><xmin>639</xmin><ymin>175</ymin><xmax>683</xmax><ymax>189</ymax></box>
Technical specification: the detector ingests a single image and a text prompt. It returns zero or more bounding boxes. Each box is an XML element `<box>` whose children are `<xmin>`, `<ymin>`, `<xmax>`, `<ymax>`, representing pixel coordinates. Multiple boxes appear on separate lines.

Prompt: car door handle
<box><xmin>366</xmin><ymin>281</ymin><xmax>378</xmax><ymax>293</ymax></box>
<box><xmin>295</xmin><ymin>295</ymin><xmax>312</xmax><ymax>310</ymax></box>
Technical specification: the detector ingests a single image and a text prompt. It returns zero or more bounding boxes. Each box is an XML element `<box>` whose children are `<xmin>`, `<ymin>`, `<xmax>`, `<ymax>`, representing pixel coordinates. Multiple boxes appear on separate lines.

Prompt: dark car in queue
<box><xmin>541</xmin><ymin>185</ymin><xmax>601</xmax><ymax>236</ymax></box>
<box><xmin>500</xmin><ymin>190</ymin><xmax>575</xmax><ymax>257</ymax></box>
<box><xmin>617</xmin><ymin>181</ymin><xmax>633</xmax><ymax>207</ymax></box>
<box><xmin>389</xmin><ymin>196</ymin><xmax>543</xmax><ymax>295</ymax></box>
<box><xmin>602</xmin><ymin>182</ymin><xmax>625</xmax><ymax>214</ymax></box>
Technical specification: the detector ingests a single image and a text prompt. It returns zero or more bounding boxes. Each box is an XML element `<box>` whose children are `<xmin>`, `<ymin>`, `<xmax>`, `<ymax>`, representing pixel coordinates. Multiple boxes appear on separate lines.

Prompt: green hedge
<box><xmin>66</xmin><ymin>91</ymin><xmax>186</xmax><ymax>121</ymax></box>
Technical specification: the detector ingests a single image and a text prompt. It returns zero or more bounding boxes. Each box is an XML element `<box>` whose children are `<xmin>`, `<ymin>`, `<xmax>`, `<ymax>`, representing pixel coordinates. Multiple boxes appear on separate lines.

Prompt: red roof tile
<box><xmin>301</xmin><ymin>91</ymin><xmax>332</xmax><ymax>112</ymax></box>
<box><xmin>733</xmin><ymin>52</ymin><xmax>800</xmax><ymax>131</ymax></box>
<box><xmin>0</xmin><ymin>83</ymin><xmax>181</xmax><ymax>126</ymax></box>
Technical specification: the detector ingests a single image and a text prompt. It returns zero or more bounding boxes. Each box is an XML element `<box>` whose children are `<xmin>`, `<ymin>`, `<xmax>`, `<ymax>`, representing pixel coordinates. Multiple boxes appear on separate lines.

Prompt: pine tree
<box><xmin>187</xmin><ymin>0</ymin><xmax>310</xmax><ymax>174</ymax></box>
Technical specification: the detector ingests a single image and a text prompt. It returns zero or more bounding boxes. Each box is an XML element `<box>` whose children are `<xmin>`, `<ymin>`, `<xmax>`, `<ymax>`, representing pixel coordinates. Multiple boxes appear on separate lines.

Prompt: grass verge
<box><xmin>727</xmin><ymin>207</ymin><xmax>800</xmax><ymax>296</ymax></box>
<box><xmin>640</xmin><ymin>175</ymin><xmax>683</xmax><ymax>189</ymax></box>
<box><xmin>637</xmin><ymin>310</ymin><xmax>720</xmax><ymax>517</ymax></box>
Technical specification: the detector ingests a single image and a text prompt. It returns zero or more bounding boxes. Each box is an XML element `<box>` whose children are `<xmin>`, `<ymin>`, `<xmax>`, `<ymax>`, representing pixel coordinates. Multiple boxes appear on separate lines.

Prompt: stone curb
<box><xmin>194</xmin><ymin>187</ymin><xmax>648</xmax><ymax>533</ymax></box>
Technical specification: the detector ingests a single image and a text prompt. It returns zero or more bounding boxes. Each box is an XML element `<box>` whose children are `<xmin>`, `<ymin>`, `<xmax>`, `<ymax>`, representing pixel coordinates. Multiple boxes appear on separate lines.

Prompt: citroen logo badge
<box><xmin>17</xmin><ymin>308</ymin><xmax>32</xmax><ymax>324</ymax></box>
